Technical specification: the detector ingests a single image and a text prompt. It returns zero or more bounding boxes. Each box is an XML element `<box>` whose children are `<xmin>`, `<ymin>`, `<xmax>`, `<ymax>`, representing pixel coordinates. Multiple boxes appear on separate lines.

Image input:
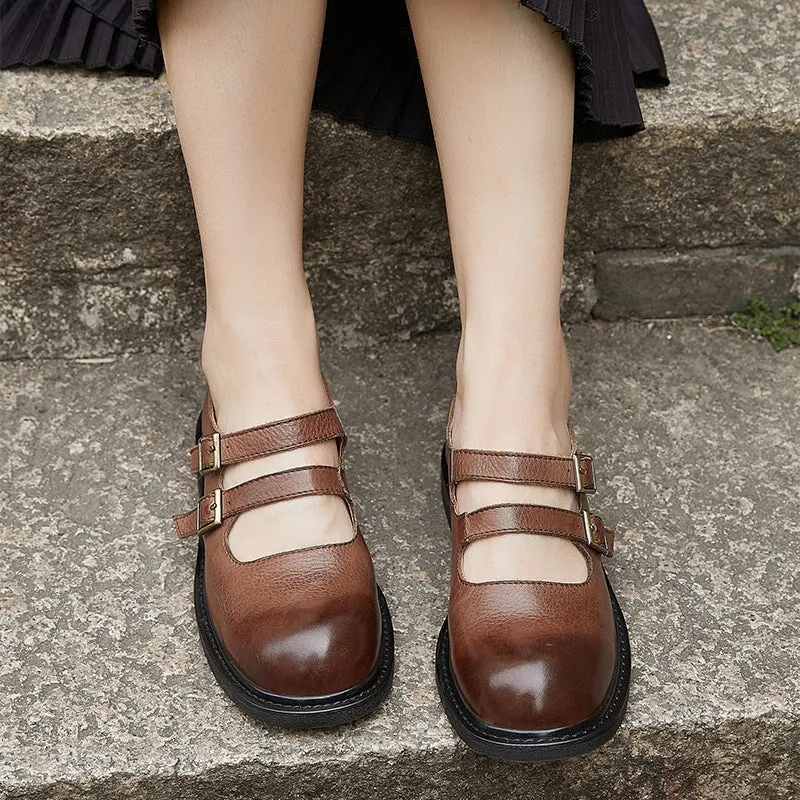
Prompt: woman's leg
<box><xmin>405</xmin><ymin>0</ymin><xmax>585</xmax><ymax>582</ymax></box>
<box><xmin>156</xmin><ymin>0</ymin><xmax>353</xmax><ymax>560</ymax></box>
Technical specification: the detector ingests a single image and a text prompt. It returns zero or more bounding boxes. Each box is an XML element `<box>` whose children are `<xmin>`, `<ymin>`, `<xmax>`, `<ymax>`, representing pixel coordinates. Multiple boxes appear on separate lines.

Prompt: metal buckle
<box><xmin>196</xmin><ymin>488</ymin><xmax>223</xmax><ymax>535</ymax></box>
<box><xmin>197</xmin><ymin>432</ymin><xmax>221</xmax><ymax>475</ymax></box>
<box><xmin>580</xmin><ymin>501</ymin><xmax>610</xmax><ymax>556</ymax></box>
<box><xmin>572</xmin><ymin>453</ymin><xmax>596</xmax><ymax>494</ymax></box>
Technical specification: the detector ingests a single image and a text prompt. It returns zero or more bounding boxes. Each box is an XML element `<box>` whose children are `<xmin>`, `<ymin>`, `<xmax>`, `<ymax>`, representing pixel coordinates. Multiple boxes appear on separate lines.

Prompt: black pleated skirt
<box><xmin>0</xmin><ymin>0</ymin><xmax>669</xmax><ymax>143</ymax></box>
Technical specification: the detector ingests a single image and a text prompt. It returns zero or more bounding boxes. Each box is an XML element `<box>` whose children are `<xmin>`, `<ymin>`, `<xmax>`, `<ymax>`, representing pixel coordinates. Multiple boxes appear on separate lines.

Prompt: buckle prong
<box><xmin>572</xmin><ymin>453</ymin><xmax>596</xmax><ymax>494</ymax></box>
<box><xmin>198</xmin><ymin>432</ymin><xmax>221</xmax><ymax>474</ymax></box>
<box><xmin>580</xmin><ymin>501</ymin><xmax>610</xmax><ymax>556</ymax></box>
<box><xmin>196</xmin><ymin>487</ymin><xmax>223</xmax><ymax>535</ymax></box>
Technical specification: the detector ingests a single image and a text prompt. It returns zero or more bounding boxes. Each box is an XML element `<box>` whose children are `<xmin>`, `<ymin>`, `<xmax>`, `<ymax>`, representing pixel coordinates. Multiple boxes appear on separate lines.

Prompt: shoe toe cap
<box><xmin>227</xmin><ymin>592</ymin><xmax>382</xmax><ymax>698</ymax></box>
<box><xmin>453</xmin><ymin>631</ymin><xmax>616</xmax><ymax>731</ymax></box>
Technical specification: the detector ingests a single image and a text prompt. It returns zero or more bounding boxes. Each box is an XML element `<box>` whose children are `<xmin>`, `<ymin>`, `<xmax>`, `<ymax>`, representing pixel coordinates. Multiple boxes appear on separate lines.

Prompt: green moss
<box><xmin>726</xmin><ymin>297</ymin><xmax>800</xmax><ymax>353</ymax></box>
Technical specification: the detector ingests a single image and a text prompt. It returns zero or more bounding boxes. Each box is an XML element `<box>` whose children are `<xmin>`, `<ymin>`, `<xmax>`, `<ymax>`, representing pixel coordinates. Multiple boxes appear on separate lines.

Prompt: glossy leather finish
<box><xmin>442</xmin><ymin>397</ymin><xmax>619</xmax><ymax>733</ymax></box>
<box><xmin>447</xmin><ymin>549</ymin><xmax>616</xmax><ymax>730</ymax></box>
<box><xmin>175</xmin><ymin>390</ymin><xmax>383</xmax><ymax>699</ymax></box>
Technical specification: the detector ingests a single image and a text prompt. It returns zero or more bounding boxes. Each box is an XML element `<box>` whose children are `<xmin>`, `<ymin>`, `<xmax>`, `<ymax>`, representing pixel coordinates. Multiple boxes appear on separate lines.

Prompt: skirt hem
<box><xmin>0</xmin><ymin>0</ymin><xmax>670</xmax><ymax>145</ymax></box>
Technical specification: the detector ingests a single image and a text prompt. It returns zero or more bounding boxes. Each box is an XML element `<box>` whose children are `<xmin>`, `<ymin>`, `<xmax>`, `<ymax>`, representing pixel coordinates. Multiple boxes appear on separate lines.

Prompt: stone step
<box><xmin>2</xmin><ymin>320</ymin><xmax>798</xmax><ymax>799</ymax></box>
<box><xmin>1</xmin><ymin>0</ymin><xmax>798</xmax><ymax>360</ymax></box>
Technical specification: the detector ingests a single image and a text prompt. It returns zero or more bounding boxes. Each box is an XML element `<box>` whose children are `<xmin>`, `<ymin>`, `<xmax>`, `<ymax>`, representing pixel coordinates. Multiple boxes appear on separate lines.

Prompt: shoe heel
<box><xmin>439</xmin><ymin>443</ymin><xmax>452</xmax><ymax>527</ymax></box>
<box><xmin>194</xmin><ymin>411</ymin><xmax>204</xmax><ymax>499</ymax></box>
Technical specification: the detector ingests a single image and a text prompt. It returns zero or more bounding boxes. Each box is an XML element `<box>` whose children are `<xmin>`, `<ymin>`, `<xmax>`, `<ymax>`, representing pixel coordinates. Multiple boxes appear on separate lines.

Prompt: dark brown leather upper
<box><xmin>174</xmin><ymin>391</ymin><xmax>382</xmax><ymax>697</ymax></box>
<box><xmin>443</xmin><ymin>398</ymin><xmax>618</xmax><ymax>731</ymax></box>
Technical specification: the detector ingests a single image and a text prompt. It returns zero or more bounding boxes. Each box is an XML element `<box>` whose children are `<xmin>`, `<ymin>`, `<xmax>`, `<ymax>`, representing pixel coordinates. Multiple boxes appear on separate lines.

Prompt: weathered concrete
<box><xmin>594</xmin><ymin>246</ymin><xmax>800</xmax><ymax>319</ymax></box>
<box><xmin>1</xmin><ymin>0</ymin><xmax>798</xmax><ymax>359</ymax></box>
<box><xmin>1</xmin><ymin>320</ymin><xmax>798</xmax><ymax>799</ymax></box>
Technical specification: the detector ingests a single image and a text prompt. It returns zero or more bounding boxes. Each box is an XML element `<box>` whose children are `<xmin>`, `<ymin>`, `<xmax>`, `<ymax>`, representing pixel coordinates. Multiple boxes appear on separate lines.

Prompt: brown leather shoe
<box><xmin>435</xmin><ymin>397</ymin><xmax>630</xmax><ymax>761</ymax></box>
<box><xmin>172</xmin><ymin>389</ymin><xmax>394</xmax><ymax>728</ymax></box>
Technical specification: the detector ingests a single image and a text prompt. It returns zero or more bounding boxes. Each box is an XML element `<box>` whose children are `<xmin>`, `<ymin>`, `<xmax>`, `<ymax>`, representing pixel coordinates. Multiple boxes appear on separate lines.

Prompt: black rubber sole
<box><xmin>188</xmin><ymin>413</ymin><xmax>395</xmax><ymax>729</ymax></box>
<box><xmin>436</xmin><ymin>444</ymin><xmax>631</xmax><ymax>762</ymax></box>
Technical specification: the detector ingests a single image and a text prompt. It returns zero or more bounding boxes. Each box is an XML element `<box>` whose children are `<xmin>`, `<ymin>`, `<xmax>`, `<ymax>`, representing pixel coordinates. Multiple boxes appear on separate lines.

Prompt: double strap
<box><xmin>450</xmin><ymin>449</ymin><xmax>595</xmax><ymax>493</ymax></box>
<box><xmin>189</xmin><ymin>407</ymin><xmax>345</xmax><ymax>474</ymax></box>
<box><xmin>176</xmin><ymin>404</ymin><xmax>351</xmax><ymax>539</ymax></box>
<box><xmin>447</xmin><ymin>445</ymin><xmax>613</xmax><ymax>557</ymax></box>
<box><xmin>174</xmin><ymin>465</ymin><xmax>350</xmax><ymax>539</ymax></box>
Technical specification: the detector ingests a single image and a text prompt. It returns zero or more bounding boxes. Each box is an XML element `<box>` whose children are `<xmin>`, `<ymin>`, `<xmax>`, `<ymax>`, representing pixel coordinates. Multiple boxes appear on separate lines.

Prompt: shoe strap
<box><xmin>173</xmin><ymin>465</ymin><xmax>350</xmax><ymax>539</ymax></box>
<box><xmin>449</xmin><ymin>448</ymin><xmax>596</xmax><ymax>493</ymax></box>
<box><xmin>189</xmin><ymin>406</ymin><xmax>345</xmax><ymax>474</ymax></box>
<box><xmin>460</xmin><ymin>502</ymin><xmax>614</xmax><ymax>557</ymax></box>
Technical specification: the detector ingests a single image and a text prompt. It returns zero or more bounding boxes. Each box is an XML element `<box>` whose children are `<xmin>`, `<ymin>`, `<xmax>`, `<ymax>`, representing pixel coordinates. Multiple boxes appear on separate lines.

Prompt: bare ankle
<box><xmin>453</xmin><ymin>328</ymin><xmax>573</xmax><ymax>452</ymax></box>
<box><xmin>200</xmin><ymin>305</ymin><xmax>330</xmax><ymax>429</ymax></box>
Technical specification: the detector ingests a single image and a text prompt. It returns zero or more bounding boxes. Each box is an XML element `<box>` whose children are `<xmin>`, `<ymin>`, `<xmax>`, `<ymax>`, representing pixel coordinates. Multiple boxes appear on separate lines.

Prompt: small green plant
<box><xmin>726</xmin><ymin>297</ymin><xmax>800</xmax><ymax>353</ymax></box>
